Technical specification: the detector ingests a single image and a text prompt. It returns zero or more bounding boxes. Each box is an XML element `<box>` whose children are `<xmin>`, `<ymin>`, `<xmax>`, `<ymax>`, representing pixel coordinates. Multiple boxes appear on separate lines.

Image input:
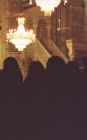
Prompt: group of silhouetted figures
<box><xmin>0</xmin><ymin>56</ymin><xmax>87</xmax><ymax>139</ymax></box>
<box><xmin>0</xmin><ymin>55</ymin><xmax>87</xmax><ymax>104</ymax></box>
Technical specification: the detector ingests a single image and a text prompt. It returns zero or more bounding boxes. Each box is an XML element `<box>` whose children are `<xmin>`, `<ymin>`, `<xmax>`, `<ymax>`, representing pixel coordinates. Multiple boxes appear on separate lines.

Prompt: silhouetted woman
<box><xmin>23</xmin><ymin>61</ymin><xmax>45</xmax><ymax>104</ymax></box>
<box><xmin>3</xmin><ymin>57</ymin><xmax>23</xmax><ymax>103</ymax></box>
<box><xmin>46</xmin><ymin>56</ymin><xmax>66</xmax><ymax>103</ymax></box>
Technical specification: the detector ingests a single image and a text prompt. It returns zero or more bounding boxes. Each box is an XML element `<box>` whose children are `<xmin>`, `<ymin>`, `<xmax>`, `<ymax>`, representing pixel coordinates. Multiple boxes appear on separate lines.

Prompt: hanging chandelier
<box><xmin>29</xmin><ymin>0</ymin><xmax>32</xmax><ymax>5</ymax></box>
<box><xmin>7</xmin><ymin>17</ymin><xmax>36</xmax><ymax>51</ymax></box>
<box><xmin>35</xmin><ymin>0</ymin><xmax>61</xmax><ymax>16</ymax></box>
<box><xmin>63</xmin><ymin>0</ymin><xmax>68</xmax><ymax>5</ymax></box>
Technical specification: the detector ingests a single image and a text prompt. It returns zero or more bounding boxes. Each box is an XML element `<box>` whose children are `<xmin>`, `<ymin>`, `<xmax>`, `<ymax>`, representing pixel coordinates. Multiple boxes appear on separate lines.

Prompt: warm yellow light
<box><xmin>35</xmin><ymin>0</ymin><xmax>61</xmax><ymax>16</ymax></box>
<box><xmin>29</xmin><ymin>0</ymin><xmax>32</xmax><ymax>5</ymax></box>
<box><xmin>64</xmin><ymin>0</ymin><xmax>68</xmax><ymax>5</ymax></box>
<box><xmin>66</xmin><ymin>40</ymin><xmax>73</xmax><ymax>61</ymax></box>
<box><xmin>7</xmin><ymin>17</ymin><xmax>36</xmax><ymax>51</ymax></box>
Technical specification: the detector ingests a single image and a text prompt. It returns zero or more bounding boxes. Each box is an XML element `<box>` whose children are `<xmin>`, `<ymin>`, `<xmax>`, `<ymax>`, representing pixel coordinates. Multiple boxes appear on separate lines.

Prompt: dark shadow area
<box><xmin>0</xmin><ymin>55</ymin><xmax>87</xmax><ymax>140</ymax></box>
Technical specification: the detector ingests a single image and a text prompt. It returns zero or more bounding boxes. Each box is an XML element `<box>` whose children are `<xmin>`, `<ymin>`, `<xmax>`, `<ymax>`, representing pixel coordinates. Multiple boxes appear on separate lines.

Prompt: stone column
<box><xmin>33</xmin><ymin>22</ymin><xmax>38</xmax><ymax>35</ymax></box>
<box><xmin>0</xmin><ymin>2</ymin><xmax>10</xmax><ymax>69</ymax></box>
<box><xmin>0</xmin><ymin>31</ymin><xmax>3</xmax><ymax>69</ymax></box>
<box><xmin>44</xmin><ymin>16</ymin><xmax>51</xmax><ymax>39</ymax></box>
<box><xmin>66</xmin><ymin>39</ymin><xmax>74</xmax><ymax>61</ymax></box>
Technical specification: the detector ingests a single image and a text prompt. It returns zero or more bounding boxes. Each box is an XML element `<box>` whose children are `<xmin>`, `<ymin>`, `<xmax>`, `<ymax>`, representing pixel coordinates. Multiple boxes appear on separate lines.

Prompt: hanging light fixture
<box><xmin>35</xmin><ymin>0</ymin><xmax>61</xmax><ymax>16</ymax></box>
<box><xmin>7</xmin><ymin>17</ymin><xmax>36</xmax><ymax>51</ymax></box>
<box><xmin>29</xmin><ymin>0</ymin><xmax>32</xmax><ymax>5</ymax></box>
<box><xmin>63</xmin><ymin>0</ymin><xmax>68</xmax><ymax>5</ymax></box>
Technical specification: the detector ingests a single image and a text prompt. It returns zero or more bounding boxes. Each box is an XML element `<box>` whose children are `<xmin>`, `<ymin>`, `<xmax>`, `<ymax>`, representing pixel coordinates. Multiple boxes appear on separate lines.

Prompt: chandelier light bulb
<box><xmin>64</xmin><ymin>0</ymin><xmax>68</xmax><ymax>5</ymax></box>
<box><xmin>35</xmin><ymin>0</ymin><xmax>61</xmax><ymax>16</ymax></box>
<box><xmin>7</xmin><ymin>17</ymin><xmax>36</xmax><ymax>51</ymax></box>
<box><xmin>29</xmin><ymin>0</ymin><xmax>33</xmax><ymax>5</ymax></box>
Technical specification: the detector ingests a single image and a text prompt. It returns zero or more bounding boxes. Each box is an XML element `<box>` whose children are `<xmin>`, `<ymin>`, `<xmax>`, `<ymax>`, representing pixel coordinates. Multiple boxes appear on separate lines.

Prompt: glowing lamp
<box><xmin>7</xmin><ymin>17</ymin><xmax>36</xmax><ymax>51</ymax></box>
<box><xmin>35</xmin><ymin>0</ymin><xmax>61</xmax><ymax>16</ymax></box>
